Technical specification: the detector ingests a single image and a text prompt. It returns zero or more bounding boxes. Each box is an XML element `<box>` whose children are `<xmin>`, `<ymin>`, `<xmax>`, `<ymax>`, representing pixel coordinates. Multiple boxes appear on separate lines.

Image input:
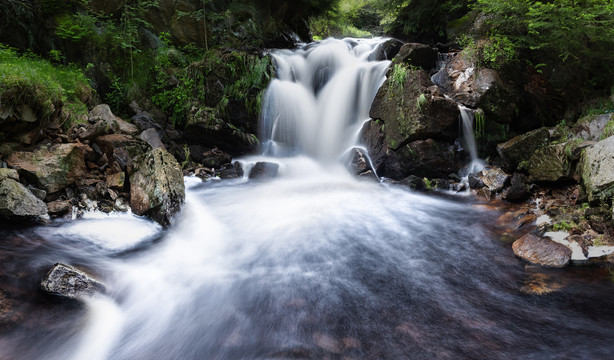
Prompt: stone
<box><xmin>344</xmin><ymin>147</ymin><xmax>372</xmax><ymax>175</ymax></box>
<box><xmin>106</xmin><ymin>172</ymin><xmax>125</xmax><ymax>190</ymax></box>
<box><xmin>395</xmin><ymin>138</ymin><xmax>459</xmax><ymax>179</ymax></box>
<box><xmin>528</xmin><ymin>142</ymin><xmax>572</xmax><ymax>182</ymax></box>
<box><xmin>504</xmin><ymin>173</ymin><xmax>531</xmax><ymax>202</ymax></box>
<box><xmin>27</xmin><ymin>185</ymin><xmax>47</xmax><ymax>200</ymax></box>
<box><xmin>581</xmin><ymin>135</ymin><xmax>614</xmax><ymax>202</ymax></box>
<box><xmin>392</xmin><ymin>43</ymin><xmax>437</xmax><ymax>71</ymax></box>
<box><xmin>479</xmin><ymin>167</ymin><xmax>510</xmax><ymax>192</ymax></box>
<box><xmin>497</xmin><ymin>128</ymin><xmax>550</xmax><ymax>169</ymax></box>
<box><xmin>40</xmin><ymin>263</ymin><xmax>106</xmax><ymax>300</ymax></box>
<box><xmin>0</xmin><ymin>168</ymin><xmax>19</xmax><ymax>182</ymax></box>
<box><xmin>115</xmin><ymin>117</ymin><xmax>139</xmax><ymax>135</ymax></box>
<box><xmin>218</xmin><ymin>162</ymin><xmax>244</xmax><ymax>179</ymax></box>
<box><xmin>46</xmin><ymin>200</ymin><xmax>73</xmax><ymax>216</ymax></box>
<box><xmin>468</xmin><ymin>172</ymin><xmax>484</xmax><ymax>189</ymax></box>
<box><xmin>512</xmin><ymin>233</ymin><xmax>572</xmax><ymax>268</ymax></box>
<box><xmin>138</xmin><ymin>128</ymin><xmax>165</xmax><ymax>150</ymax></box>
<box><xmin>129</xmin><ymin>148</ymin><xmax>185</xmax><ymax>226</ymax></box>
<box><xmin>249</xmin><ymin>162</ymin><xmax>279</xmax><ymax>180</ymax></box>
<box><xmin>17</xmin><ymin>104</ymin><xmax>37</xmax><ymax>123</ymax></box>
<box><xmin>95</xmin><ymin>134</ymin><xmax>149</xmax><ymax>169</ymax></box>
<box><xmin>369</xmin><ymin>69</ymin><xmax>459</xmax><ymax>149</ymax></box>
<box><xmin>6</xmin><ymin>144</ymin><xmax>90</xmax><ymax>193</ymax></box>
<box><xmin>573</xmin><ymin>113</ymin><xmax>613</xmax><ymax>142</ymax></box>
<box><xmin>369</xmin><ymin>39</ymin><xmax>404</xmax><ymax>61</ymax></box>
<box><xmin>202</xmin><ymin>148</ymin><xmax>232</xmax><ymax>169</ymax></box>
<box><xmin>0</xmin><ymin>178</ymin><xmax>48</xmax><ymax>219</ymax></box>
<box><xmin>77</xmin><ymin>117</ymin><xmax>117</xmax><ymax>140</ymax></box>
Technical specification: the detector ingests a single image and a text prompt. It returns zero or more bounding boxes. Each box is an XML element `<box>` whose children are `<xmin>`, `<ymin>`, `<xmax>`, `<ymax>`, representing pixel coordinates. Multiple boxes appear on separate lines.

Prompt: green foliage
<box><xmin>474</xmin><ymin>111</ymin><xmax>486</xmax><ymax>140</ymax></box>
<box><xmin>389</xmin><ymin>63</ymin><xmax>408</xmax><ymax>92</ymax></box>
<box><xmin>0</xmin><ymin>43</ymin><xmax>91</xmax><ymax>127</ymax></box>
<box><xmin>416</xmin><ymin>93</ymin><xmax>427</xmax><ymax>110</ymax></box>
<box><xmin>459</xmin><ymin>34</ymin><xmax>516</xmax><ymax>70</ymax></box>
<box><xmin>552</xmin><ymin>220</ymin><xmax>575</xmax><ymax>231</ymax></box>
<box><xmin>422</xmin><ymin>177</ymin><xmax>435</xmax><ymax>190</ymax></box>
<box><xmin>601</xmin><ymin>120</ymin><xmax>614</xmax><ymax>141</ymax></box>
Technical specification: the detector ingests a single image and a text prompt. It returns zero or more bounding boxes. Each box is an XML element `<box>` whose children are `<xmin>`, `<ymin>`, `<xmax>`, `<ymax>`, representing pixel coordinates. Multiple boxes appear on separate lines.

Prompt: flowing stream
<box><xmin>1</xmin><ymin>38</ymin><xmax>614</xmax><ymax>360</ymax></box>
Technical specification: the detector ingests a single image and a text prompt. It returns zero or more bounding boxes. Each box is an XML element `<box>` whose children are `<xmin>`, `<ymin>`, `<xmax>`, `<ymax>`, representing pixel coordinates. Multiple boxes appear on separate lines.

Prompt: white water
<box><xmin>260</xmin><ymin>38</ymin><xmax>390</xmax><ymax>162</ymax></box>
<box><xmin>458</xmin><ymin>105</ymin><xmax>485</xmax><ymax>175</ymax></box>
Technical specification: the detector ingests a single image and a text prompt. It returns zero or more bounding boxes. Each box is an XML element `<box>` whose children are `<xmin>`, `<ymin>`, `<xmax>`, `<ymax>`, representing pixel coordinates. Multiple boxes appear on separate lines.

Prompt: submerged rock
<box><xmin>249</xmin><ymin>162</ymin><xmax>279</xmax><ymax>180</ymax></box>
<box><xmin>40</xmin><ymin>263</ymin><xmax>106</xmax><ymax>300</ymax></box>
<box><xmin>512</xmin><ymin>233</ymin><xmax>572</xmax><ymax>268</ymax></box>
<box><xmin>129</xmin><ymin>148</ymin><xmax>185</xmax><ymax>226</ymax></box>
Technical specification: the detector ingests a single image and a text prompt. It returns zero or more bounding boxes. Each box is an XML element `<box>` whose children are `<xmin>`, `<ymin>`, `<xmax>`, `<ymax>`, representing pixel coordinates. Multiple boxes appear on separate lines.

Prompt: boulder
<box><xmin>528</xmin><ymin>142</ymin><xmax>572</xmax><ymax>182</ymax></box>
<box><xmin>344</xmin><ymin>147</ymin><xmax>372</xmax><ymax>176</ymax></box>
<box><xmin>95</xmin><ymin>134</ymin><xmax>150</xmax><ymax>170</ymax></box>
<box><xmin>369</xmin><ymin>69</ymin><xmax>459</xmax><ymax>149</ymax></box>
<box><xmin>572</xmin><ymin>113</ymin><xmax>613</xmax><ymax>142</ymax></box>
<box><xmin>369</xmin><ymin>39</ymin><xmax>404</xmax><ymax>61</ymax></box>
<box><xmin>46</xmin><ymin>200</ymin><xmax>73</xmax><ymax>216</ymax></box>
<box><xmin>581</xmin><ymin>135</ymin><xmax>614</xmax><ymax>203</ymax></box>
<box><xmin>218</xmin><ymin>162</ymin><xmax>244</xmax><ymax>179</ymax></box>
<box><xmin>497</xmin><ymin>128</ymin><xmax>550</xmax><ymax>169</ymax></box>
<box><xmin>138</xmin><ymin>128</ymin><xmax>165</xmax><ymax>150</ymax></box>
<box><xmin>395</xmin><ymin>138</ymin><xmax>459</xmax><ymax>179</ymax></box>
<box><xmin>392</xmin><ymin>43</ymin><xmax>437</xmax><ymax>71</ymax></box>
<box><xmin>0</xmin><ymin>168</ymin><xmax>20</xmax><ymax>182</ymax></box>
<box><xmin>249</xmin><ymin>162</ymin><xmax>279</xmax><ymax>180</ymax></box>
<box><xmin>479</xmin><ymin>167</ymin><xmax>510</xmax><ymax>192</ymax></box>
<box><xmin>202</xmin><ymin>148</ymin><xmax>232</xmax><ymax>169</ymax></box>
<box><xmin>512</xmin><ymin>233</ymin><xmax>572</xmax><ymax>268</ymax></box>
<box><xmin>6</xmin><ymin>143</ymin><xmax>90</xmax><ymax>193</ymax></box>
<box><xmin>115</xmin><ymin>118</ymin><xmax>139</xmax><ymax>135</ymax></box>
<box><xmin>40</xmin><ymin>263</ymin><xmax>106</xmax><ymax>300</ymax></box>
<box><xmin>76</xmin><ymin>116</ymin><xmax>118</xmax><ymax>141</ymax></box>
<box><xmin>106</xmin><ymin>172</ymin><xmax>125</xmax><ymax>190</ymax></box>
<box><xmin>129</xmin><ymin>148</ymin><xmax>185</xmax><ymax>226</ymax></box>
<box><xmin>0</xmin><ymin>176</ymin><xmax>48</xmax><ymax>219</ymax></box>
<box><xmin>468</xmin><ymin>172</ymin><xmax>484</xmax><ymax>189</ymax></box>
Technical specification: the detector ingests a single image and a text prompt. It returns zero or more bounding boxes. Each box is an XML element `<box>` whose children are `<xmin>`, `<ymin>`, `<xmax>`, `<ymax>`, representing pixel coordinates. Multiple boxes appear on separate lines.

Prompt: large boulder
<box><xmin>528</xmin><ymin>142</ymin><xmax>573</xmax><ymax>182</ymax></box>
<box><xmin>512</xmin><ymin>233</ymin><xmax>572</xmax><ymax>268</ymax></box>
<box><xmin>0</xmin><ymin>169</ymin><xmax>48</xmax><ymax>220</ymax></box>
<box><xmin>6</xmin><ymin>143</ymin><xmax>90</xmax><ymax>193</ymax></box>
<box><xmin>129</xmin><ymin>148</ymin><xmax>185</xmax><ymax>226</ymax></box>
<box><xmin>395</xmin><ymin>138</ymin><xmax>459</xmax><ymax>179</ymax></box>
<box><xmin>40</xmin><ymin>263</ymin><xmax>106</xmax><ymax>300</ymax></box>
<box><xmin>572</xmin><ymin>113</ymin><xmax>613</xmax><ymax>142</ymax></box>
<box><xmin>497</xmin><ymin>128</ymin><xmax>550</xmax><ymax>169</ymax></box>
<box><xmin>392</xmin><ymin>43</ymin><xmax>437</xmax><ymax>71</ymax></box>
<box><xmin>369</xmin><ymin>39</ymin><xmax>404</xmax><ymax>61</ymax></box>
<box><xmin>581</xmin><ymin>135</ymin><xmax>614</xmax><ymax>203</ymax></box>
<box><xmin>370</xmin><ymin>69</ymin><xmax>459</xmax><ymax>149</ymax></box>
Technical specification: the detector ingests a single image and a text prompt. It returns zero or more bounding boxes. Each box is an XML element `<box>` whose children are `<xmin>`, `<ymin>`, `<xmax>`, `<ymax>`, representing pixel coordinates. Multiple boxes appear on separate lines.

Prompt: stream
<box><xmin>1</xmin><ymin>38</ymin><xmax>614</xmax><ymax>360</ymax></box>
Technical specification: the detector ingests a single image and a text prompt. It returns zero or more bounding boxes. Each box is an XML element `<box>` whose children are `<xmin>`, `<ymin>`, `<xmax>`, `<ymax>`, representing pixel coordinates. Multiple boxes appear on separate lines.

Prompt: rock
<box><xmin>248</xmin><ymin>162</ymin><xmax>279</xmax><ymax>180</ymax></box>
<box><xmin>131</xmin><ymin>112</ymin><xmax>163</xmax><ymax>132</ymax></box>
<box><xmin>396</xmin><ymin>138</ymin><xmax>459</xmax><ymax>179</ymax></box>
<box><xmin>479</xmin><ymin>167</ymin><xmax>510</xmax><ymax>192</ymax></box>
<box><xmin>0</xmin><ymin>177</ymin><xmax>48</xmax><ymax>219</ymax></box>
<box><xmin>528</xmin><ymin>142</ymin><xmax>572</xmax><ymax>182</ymax></box>
<box><xmin>40</xmin><ymin>263</ymin><xmax>106</xmax><ymax>300</ymax></box>
<box><xmin>468</xmin><ymin>172</ymin><xmax>484</xmax><ymax>189</ymax></box>
<box><xmin>392</xmin><ymin>43</ymin><xmax>437</xmax><ymax>71</ymax></box>
<box><xmin>129</xmin><ymin>148</ymin><xmax>185</xmax><ymax>226</ymax></box>
<box><xmin>572</xmin><ymin>113</ymin><xmax>613</xmax><ymax>142</ymax></box>
<box><xmin>16</xmin><ymin>104</ymin><xmax>37</xmax><ymax>123</ymax></box>
<box><xmin>76</xmin><ymin>116</ymin><xmax>118</xmax><ymax>140</ymax></box>
<box><xmin>581</xmin><ymin>135</ymin><xmax>614</xmax><ymax>202</ymax></box>
<box><xmin>512</xmin><ymin>233</ymin><xmax>572</xmax><ymax>268</ymax></box>
<box><xmin>344</xmin><ymin>147</ymin><xmax>372</xmax><ymax>175</ymax></box>
<box><xmin>369</xmin><ymin>69</ymin><xmax>459</xmax><ymax>149</ymax></box>
<box><xmin>0</xmin><ymin>168</ymin><xmax>20</xmax><ymax>182</ymax></box>
<box><xmin>106</xmin><ymin>172</ymin><xmax>125</xmax><ymax>190</ymax></box>
<box><xmin>370</xmin><ymin>39</ymin><xmax>404</xmax><ymax>61</ymax></box>
<box><xmin>398</xmin><ymin>175</ymin><xmax>427</xmax><ymax>191</ymax></box>
<box><xmin>504</xmin><ymin>173</ymin><xmax>531</xmax><ymax>202</ymax></box>
<box><xmin>202</xmin><ymin>148</ymin><xmax>232</xmax><ymax>169</ymax></box>
<box><xmin>95</xmin><ymin>134</ymin><xmax>150</xmax><ymax>170</ymax></box>
<box><xmin>359</xmin><ymin>119</ymin><xmax>389</xmax><ymax>177</ymax></box>
<box><xmin>497</xmin><ymin>128</ymin><xmax>550</xmax><ymax>169</ymax></box>
<box><xmin>6</xmin><ymin>144</ymin><xmax>90</xmax><ymax>193</ymax></box>
<box><xmin>46</xmin><ymin>200</ymin><xmax>73</xmax><ymax>216</ymax></box>
<box><xmin>115</xmin><ymin>118</ymin><xmax>139</xmax><ymax>135</ymax></box>
<box><xmin>218</xmin><ymin>162</ymin><xmax>244</xmax><ymax>179</ymax></box>
<box><xmin>138</xmin><ymin>128</ymin><xmax>165</xmax><ymax>150</ymax></box>
<box><xmin>27</xmin><ymin>185</ymin><xmax>47</xmax><ymax>200</ymax></box>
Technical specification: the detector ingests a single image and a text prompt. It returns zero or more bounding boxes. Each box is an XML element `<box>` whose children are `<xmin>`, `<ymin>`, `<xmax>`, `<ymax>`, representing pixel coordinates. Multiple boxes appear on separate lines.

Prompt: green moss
<box><xmin>600</xmin><ymin>119</ymin><xmax>614</xmax><ymax>141</ymax></box>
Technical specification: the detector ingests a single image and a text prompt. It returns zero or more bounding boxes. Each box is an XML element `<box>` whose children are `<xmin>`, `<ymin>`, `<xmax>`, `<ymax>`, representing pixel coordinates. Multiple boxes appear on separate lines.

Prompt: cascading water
<box><xmin>260</xmin><ymin>38</ymin><xmax>389</xmax><ymax>162</ymax></box>
<box><xmin>458</xmin><ymin>105</ymin><xmax>485</xmax><ymax>176</ymax></box>
<box><xmin>1</xmin><ymin>38</ymin><xmax>614</xmax><ymax>360</ymax></box>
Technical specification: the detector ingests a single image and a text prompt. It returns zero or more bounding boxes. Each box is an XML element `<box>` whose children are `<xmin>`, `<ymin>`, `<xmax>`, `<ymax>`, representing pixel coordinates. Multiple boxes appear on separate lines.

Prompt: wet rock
<box><xmin>370</xmin><ymin>39</ymin><xmax>404</xmax><ymax>61</ymax></box>
<box><xmin>344</xmin><ymin>147</ymin><xmax>372</xmax><ymax>175</ymax></box>
<box><xmin>0</xmin><ymin>177</ymin><xmax>48</xmax><ymax>219</ymax></box>
<box><xmin>129</xmin><ymin>148</ymin><xmax>185</xmax><ymax>226</ymax></box>
<box><xmin>512</xmin><ymin>233</ymin><xmax>572</xmax><ymax>268</ymax></box>
<box><xmin>581</xmin><ymin>135</ymin><xmax>614</xmax><ymax>203</ymax></box>
<box><xmin>40</xmin><ymin>263</ymin><xmax>106</xmax><ymax>300</ymax></box>
<box><xmin>139</xmin><ymin>128</ymin><xmax>165</xmax><ymax>150</ymax></box>
<box><xmin>528</xmin><ymin>142</ymin><xmax>572</xmax><ymax>182</ymax></box>
<box><xmin>504</xmin><ymin>173</ymin><xmax>531</xmax><ymax>202</ymax></box>
<box><xmin>392</xmin><ymin>43</ymin><xmax>437</xmax><ymax>71</ymax></box>
<box><xmin>248</xmin><ymin>162</ymin><xmax>279</xmax><ymax>180</ymax></box>
<box><xmin>468</xmin><ymin>172</ymin><xmax>484</xmax><ymax>189</ymax></box>
<box><xmin>480</xmin><ymin>167</ymin><xmax>510</xmax><ymax>192</ymax></box>
<box><xmin>46</xmin><ymin>200</ymin><xmax>73</xmax><ymax>216</ymax></box>
<box><xmin>218</xmin><ymin>162</ymin><xmax>244</xmax><ymax>179</ymax></box>
<box><xmin>202</xmin><ymin>148</ymin><xmax>232</xmax><ymax>169</ymax></box>
<box><xmin>6</xmin><ymin>143</ymin><xmax>90</xmax><ymax>193</ymax></box>
<box><xmin>370</xmin><ymin>69</ymin><xmax>459</xmax><ymax>149</ymax></box>
<box><xmin>396</xmin><ymin>138</ymin><xmax>459</xmax><ymax>179</ymax></box>
<box><xmin>106</xmin><ymin>172</ymin><xmax>125</xmax><ymax>190</ymax></box>
<box><xmin>497</xmin><ymin>128</ymin><xmax>550</xmax><ymax>170</ymax></box>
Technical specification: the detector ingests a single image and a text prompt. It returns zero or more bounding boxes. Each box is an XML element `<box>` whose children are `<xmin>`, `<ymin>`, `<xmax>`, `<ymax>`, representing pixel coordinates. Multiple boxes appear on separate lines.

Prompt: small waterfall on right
<box><xmin>458</xmin><ymin>105</ymin><xmax>485</xmax><ymax>187</ymax></box>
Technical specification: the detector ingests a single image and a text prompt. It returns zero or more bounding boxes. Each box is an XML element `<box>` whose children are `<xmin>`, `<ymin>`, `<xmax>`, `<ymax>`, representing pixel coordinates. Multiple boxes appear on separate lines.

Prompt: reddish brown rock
<box><xmin>512</xmin><ymin>233</ymin><xmax>572</xmax><ymax>268</ymax></box>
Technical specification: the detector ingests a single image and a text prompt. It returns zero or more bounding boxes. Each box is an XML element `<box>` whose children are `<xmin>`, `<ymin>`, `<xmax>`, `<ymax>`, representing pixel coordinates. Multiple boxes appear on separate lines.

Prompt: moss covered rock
<box><xmin>497</xmin><ymin>127</ymin><xmax>550</xmax><ymax>169</ymax></box>
<box><xmin>528</xmin><ymin>142</ymin><xmax>572</xmax><ymax>182</ymax></box>
<box><xmin>129</xmin><ymin>148</ymin><xmax>185</xmax><ymax>227</ymax></box>
<box><xmin>581</xmin><ymin>135</ymin><xmax>614</xmax><ymax>203</ymax></box>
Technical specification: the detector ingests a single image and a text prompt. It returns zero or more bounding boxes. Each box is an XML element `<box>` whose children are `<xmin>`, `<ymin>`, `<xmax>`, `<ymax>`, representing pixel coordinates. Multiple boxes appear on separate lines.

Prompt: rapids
<box><xmin>1</xmin><ymin>38</ymin><xmax>613</xmax><ymax>360</ymax></box>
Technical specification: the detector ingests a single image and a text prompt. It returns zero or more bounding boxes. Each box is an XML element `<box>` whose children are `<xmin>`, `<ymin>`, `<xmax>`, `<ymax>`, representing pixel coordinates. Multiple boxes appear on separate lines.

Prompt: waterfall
<box><xmin>260</xmin><ymin>38</ymin><xmax>390</xmax><ymax>162</ymax></box>
<box><xmin>458</xmin><ymin>105</ymin><xmax>485</xmax><ymax>175</ymax></box>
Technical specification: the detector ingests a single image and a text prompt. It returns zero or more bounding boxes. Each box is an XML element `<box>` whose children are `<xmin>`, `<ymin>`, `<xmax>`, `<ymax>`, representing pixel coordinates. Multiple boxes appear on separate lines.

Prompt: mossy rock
<box><xmin>528</xmin><ymin>142</ymin><xmax>572</xmax><ymax>182</ymax></box>
<box><xmin>581</xmin><ymin>135</ymin><xmax>614</xmax><ymax>203</ymax></box>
